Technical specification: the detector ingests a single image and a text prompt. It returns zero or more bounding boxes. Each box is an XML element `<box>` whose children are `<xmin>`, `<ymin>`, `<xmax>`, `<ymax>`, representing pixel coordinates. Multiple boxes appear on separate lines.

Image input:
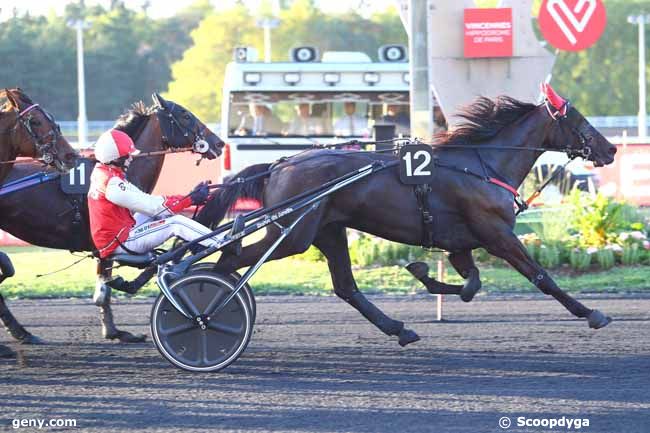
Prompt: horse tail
<box><xmin>197</xmin><ymin>163</ymin><xmax>272</xmax><ymax>228</ymax></box>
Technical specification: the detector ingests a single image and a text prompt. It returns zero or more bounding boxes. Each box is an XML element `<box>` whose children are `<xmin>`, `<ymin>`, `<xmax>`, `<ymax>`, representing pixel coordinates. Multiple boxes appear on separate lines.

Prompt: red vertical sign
<box><xmin>464</xmin><ymin>8</ymin><xmax>513</xmax><ymax>58</ymax></box>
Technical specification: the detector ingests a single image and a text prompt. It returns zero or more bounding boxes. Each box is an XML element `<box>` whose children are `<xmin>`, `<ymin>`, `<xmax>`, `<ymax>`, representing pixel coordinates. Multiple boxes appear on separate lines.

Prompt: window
<box><xmin>228</xmin><ymin>91</ymin><xmax>410</xmax><ymax>138</ymax></box>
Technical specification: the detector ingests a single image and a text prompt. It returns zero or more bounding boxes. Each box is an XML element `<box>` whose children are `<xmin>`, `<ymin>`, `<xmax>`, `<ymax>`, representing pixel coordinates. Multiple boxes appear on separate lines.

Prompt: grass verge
<box><xmin>1</xmin><ymin>246</ymin><xmax>648</xmax><ymax>299</ymax></box>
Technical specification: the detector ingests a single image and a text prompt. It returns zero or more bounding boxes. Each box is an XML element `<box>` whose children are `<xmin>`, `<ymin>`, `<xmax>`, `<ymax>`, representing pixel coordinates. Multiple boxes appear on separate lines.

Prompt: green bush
<box><xmin>595</xmin><ymin>249</ymin><xmax>615</xmax><ymax>270</ymax></box>
<box><xmin>622</xmin><ymin>244</ymin><xmax>641</xmax><ymax>266</ymax></box>
<box><xmin>569</xmin><ymin>248</ymin><xmax>592</xmax><ymax>271</ymax></box>
<box><xmin>525</xmin><ymin>242</ymin><xmax>539</xmax><ymax>261</ymax></box>
<box><xmin>538</xmin><ymin>245</ymin><xmax>561</xmax><ymax>268</ymax></box>
<box><xmin>298</xmin><ymin>246</ymin><xmax>324</xmax><ymax>262</ymax></box>
<box><xmin>347</xmin><ymin>231</ymin><xmax>439</xmax><ymax>267</ymax></box>
<box><xmin>317</xmin><ymin>203</ymin><xmax>649</xmax><ymax>272</ymax></box>
<box><xmin>539</xmin><ymin>207</ymin><xmax>573</xmax><ymax>245</ymax></box>
<box><xmin>567</xmin><ymin>190</ymin><xmax>643</xmax><ymax>247</ymax></box>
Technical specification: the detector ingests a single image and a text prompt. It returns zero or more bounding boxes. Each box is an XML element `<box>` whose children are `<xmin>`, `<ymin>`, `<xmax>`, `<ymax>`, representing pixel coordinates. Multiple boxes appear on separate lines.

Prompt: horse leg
<box><xmin>448</xmin><ymin>250</ymin><xmax>482</xmax><ymax>302</ymax></box>
<box><xmin>0</xmin><ymin>292</ymin><xmax>43</xmax><ymax>344</ymax></box>
<box><xmin>405</xmin><ymin>250</ymin><xmax>482</xmax><ymax>301</ymax></box>
<box><xmin>405</xmin><ymin>261</ymin><xmax>462</xmax><ymax>295</ymax></box>
<box><xmin>484</xmin><ymin>229</ymin><xmax>611</xmax><ymax>329</ymax></box>
<box><xmin>213</xmin><ymin>228</ymin><xmax>281</xmax><ymax>274</ymax></box>
<box><xmin>93</xmin><ymin>259</ymin><xmax>146</xmax><ymax>343</ymax></box>
<box><xmin>314</xmin><ymin>224</ymin><xmax>420</xmax><ymax>347</ymax></box>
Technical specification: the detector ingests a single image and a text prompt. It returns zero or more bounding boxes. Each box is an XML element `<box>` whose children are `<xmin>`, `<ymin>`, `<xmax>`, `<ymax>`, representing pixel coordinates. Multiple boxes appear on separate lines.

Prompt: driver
<box><xmin>88</xmin><ymin>129</ymin><xmax>222</xmax><ymax>259</ymax></box>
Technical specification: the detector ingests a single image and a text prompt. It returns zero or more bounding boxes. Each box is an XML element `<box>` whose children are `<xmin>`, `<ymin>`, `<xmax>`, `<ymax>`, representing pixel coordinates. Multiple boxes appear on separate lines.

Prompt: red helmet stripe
<box><xmin>110</xmin><ymin>130</ymin><xmax>137</xmax><ymax>158</ymax></box>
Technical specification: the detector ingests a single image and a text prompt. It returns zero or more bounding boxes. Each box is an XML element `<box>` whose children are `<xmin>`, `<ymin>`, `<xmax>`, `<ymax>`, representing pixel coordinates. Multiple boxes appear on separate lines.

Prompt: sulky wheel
<box><xmin>189</xmin><ymin>263</ymin><xmax>256</xmax><ymax>325</ymax></box>
<box><xmin>151</xmin><ymin>272</ymin><xmax>252</xmax><ymax>372</ymax></box>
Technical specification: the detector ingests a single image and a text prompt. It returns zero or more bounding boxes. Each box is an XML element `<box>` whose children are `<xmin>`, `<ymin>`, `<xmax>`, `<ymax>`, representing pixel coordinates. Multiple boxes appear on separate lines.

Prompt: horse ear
<box><xmin>4</xmin><ymin>89</ymin><xmax>19</xmax><ymax>108</ymax></box>
<box><xmin>152</xmin><ymin>93</ymin><xmax>167</xmax><ymax>109</ymax></box>
<box><xmin>541</xmin><ymin>82</ymin><xmax>566</xmax><ymax>111</ymax></box>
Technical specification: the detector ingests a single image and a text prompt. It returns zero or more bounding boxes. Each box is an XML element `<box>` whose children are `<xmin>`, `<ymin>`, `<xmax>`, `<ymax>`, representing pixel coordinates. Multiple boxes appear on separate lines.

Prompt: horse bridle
<box><xmin>155</xmin><ymin>102</ymin><xmax>217</xmax><ymax>158</ymax></box>
<box><xmin>13</xmin><ymin>103</ymin><xmax>62</xmax><ymax>165</ymax></box>
<box><xmin>544</xmin><ymin>99</ymin><xmax>593</xmax><ymax>161</ymax></box>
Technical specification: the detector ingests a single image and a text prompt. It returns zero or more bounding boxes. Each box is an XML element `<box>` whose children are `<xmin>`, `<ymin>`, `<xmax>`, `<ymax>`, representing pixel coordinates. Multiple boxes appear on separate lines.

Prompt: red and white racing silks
<box><xmin>88</xmin><ymin>164</ymin><xmax>193</xmax><ymax>258</ymax></box>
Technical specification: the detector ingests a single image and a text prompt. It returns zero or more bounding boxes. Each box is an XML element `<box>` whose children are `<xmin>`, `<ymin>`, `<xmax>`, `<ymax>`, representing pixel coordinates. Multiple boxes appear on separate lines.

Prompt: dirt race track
<box><xmin>0</xmin><ymin>294</ymin><xmax>649</xmax><ymax>433</ymax></box>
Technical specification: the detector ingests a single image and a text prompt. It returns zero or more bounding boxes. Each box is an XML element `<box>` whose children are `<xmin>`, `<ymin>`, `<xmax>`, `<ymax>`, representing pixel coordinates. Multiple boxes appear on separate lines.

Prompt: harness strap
<box><xmin>18</xmin><ymin>104</ymin><xmax>39</xmax><ymax>117</ymax></box>
<box><xmin>515</xmin><ymin>159</ymin><xmax>572</xmax><ymax>215</ymax></box>
<box><xmin>68</xmin><ymin>196</ymin><xmax>86</xmax><ymax>253</ymax></box>
<box><xmin>434</xmin><ymin>159</ymin><xmax>526</xmax><ymax>212</ymax></box>
<box><xmin>0</xmin><ymin>172</ymin><xmax>60</xmax><ymax>197</ymax></box>
<box><xmin>488</xmin><ymin>177</ymin><xmax>519</xmax><ymax>197</ymax></box>
<box><xmin>414</xmin><ymin>183</ymin><xmax>435</xmax><ymax>249</ymax></box>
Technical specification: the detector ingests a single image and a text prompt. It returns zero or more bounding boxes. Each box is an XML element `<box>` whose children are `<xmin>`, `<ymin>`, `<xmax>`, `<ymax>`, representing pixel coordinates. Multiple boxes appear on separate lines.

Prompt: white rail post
<box><xmin>628</xmin><ymin>14</ymin><xmax>650</xmax><ymax>138</ymax></box>
<box><xmin>68</xmin><ymin>19</ymin><xmax>90</xmax><ymax>148</ymax></box>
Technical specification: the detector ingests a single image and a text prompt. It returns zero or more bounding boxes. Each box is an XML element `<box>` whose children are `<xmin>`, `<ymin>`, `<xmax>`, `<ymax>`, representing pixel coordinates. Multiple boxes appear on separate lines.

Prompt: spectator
<box><xmin>287</xmin><ymin>103</ymin><xmax>317</xmax><ymax>135</ymax></box>
<box><xmin>237</xmin><ymin>103</ymin><xmax>283</xmax><ymax>136</ymax></box>
<box><xmin>333</xmin><ymin>102</ymin><xmax>368</xmax><ymax>136</ymax></box>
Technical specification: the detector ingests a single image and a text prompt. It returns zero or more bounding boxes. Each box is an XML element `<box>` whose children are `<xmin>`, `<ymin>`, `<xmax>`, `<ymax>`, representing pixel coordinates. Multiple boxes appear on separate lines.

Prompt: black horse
<box><xmin>197</xmin><ymin>85</ymin><xmax>617</xmax><ymax>346</ymax></box>
<box><xmin>0</xmin><ymin>94</ymin><xmax>223</xmax><ymax>353</ymax></box>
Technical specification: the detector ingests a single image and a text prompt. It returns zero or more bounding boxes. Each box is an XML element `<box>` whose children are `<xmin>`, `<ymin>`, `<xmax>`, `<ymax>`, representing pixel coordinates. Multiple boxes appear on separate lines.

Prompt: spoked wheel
<box><xmin>151</xmin><ymin>272</ymin><xmax>252</xmax><ymax>372</ymax></box>
<box><xmin>189</xmin><ymin>263</ymin><xmax>256</xmax><ymax>325</ymax></box>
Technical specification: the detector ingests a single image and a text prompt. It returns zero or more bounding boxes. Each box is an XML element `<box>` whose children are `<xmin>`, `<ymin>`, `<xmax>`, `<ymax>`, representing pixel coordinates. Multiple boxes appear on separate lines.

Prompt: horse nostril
<box><xmin>608</xmin><ymin>146</ymin><xmax>617</xmax><ymax>155</ymax></box>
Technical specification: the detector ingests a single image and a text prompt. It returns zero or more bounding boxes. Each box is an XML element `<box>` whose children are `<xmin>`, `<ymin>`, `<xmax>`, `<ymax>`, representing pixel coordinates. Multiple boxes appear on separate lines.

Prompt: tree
<box><xmin>165</xmin><ymin>5</ymin><xmax>263</xmax><ymax>122</ymax></box>
<box><xmin>551</xmin><ymin>0</ymin><xmax>650</xmax><ymax>116</ymax></box>
<box><xmin>164</xmin><ymin>0</ymin><xmax>409</xmax><ymax>122</ymax></box>
<box><xmin>0</xmin><ymin>2</ymin><xmax>206</xmax><ymax>120</ymax></box>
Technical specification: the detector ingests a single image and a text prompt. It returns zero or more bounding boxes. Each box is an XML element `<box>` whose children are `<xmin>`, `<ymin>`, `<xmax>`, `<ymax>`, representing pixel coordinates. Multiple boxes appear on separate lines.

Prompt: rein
<box><xmin>131</xmin><ymin>146</ymin><xmax>196</xmax><ymax>160</ymax></box>
<box><xmin>0</xmin><ymin>158</ymin><xmax>51</xmax><ymax>165</ymax></box>
<box><xmin>0</xmin><ymin>135</ymin><xmax>199</xmax><ymax>166</ymax></box>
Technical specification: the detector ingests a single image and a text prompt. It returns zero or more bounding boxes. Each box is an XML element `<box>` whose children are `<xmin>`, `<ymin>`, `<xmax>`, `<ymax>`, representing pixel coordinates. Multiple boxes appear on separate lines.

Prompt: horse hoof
<box><xmin>406</xmin><ymin>262</ymin><xmax>430</xmax><ymax>280</ymax></box>
<box><xmin>460</xmin><ymin>270</ymin><xmax>481</xmax><ymax>302</ymax></box>
<box><xmin>18</xmin><ymin>333</ymin><xmax>45</xmax><ymax>345</ymax></box>
<box><xmin>398</xmin><ymin>328</ymin><xmax>420</xmax><ymax>347</ymax></box>
<box><xmin>93</xmin><ymin>283</ymin><xmax>110</xmax><ymax>306</ymax></box>
<box><xmin>588</xmin><ymin>310</ymin><xmax>612</xmax><ymax>329</ymax></box>
<box><xmin>0</xmin><ymin>344</ymin><xmax>15</xmax><ymax>358</ymax></box>
<box><xmin>460</xmin><ymin>283</ymin><xmax>481</xmax><ymax>302</ymax></box>
<box><xmin>110</xmin><ymin>330</ymin><xmax>147</xmax><ymax>343</ymax></box>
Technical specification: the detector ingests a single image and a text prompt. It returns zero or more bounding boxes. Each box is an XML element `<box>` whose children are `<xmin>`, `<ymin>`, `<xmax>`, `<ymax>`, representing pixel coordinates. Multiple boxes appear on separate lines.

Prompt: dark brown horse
<box><xmin>197</xmin><ymin>87</ymin><xmax>617</xmax><ymax>346</ymax></box>
<box><xmin>0</xmin><ymin>88</ymin><xmax>77</xmax><ymax>176</ymax></box>
<box><xmin>0</xmin><ymin>88</ymin><xmax>78</xmax><ymax>357</ymax></box>
<box><xmin>0</xmin><ymin>94</ymin><xmax>223</xmax><ymax>355</ymax></box>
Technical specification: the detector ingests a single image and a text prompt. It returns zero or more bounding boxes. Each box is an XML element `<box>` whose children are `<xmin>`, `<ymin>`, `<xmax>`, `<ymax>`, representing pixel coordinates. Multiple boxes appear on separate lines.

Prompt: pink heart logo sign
<box><xmin>539</xmin><ymin>0</ymin><xmax>607</xmax><ymax>51</ymax></box>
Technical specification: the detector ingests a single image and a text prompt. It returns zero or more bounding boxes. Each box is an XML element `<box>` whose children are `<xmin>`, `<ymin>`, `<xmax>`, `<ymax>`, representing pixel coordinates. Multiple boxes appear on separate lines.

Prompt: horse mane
<box><xmin>113</xmin><ymin>101</ymin><xmax>155</xmax><ymax>139</ymax></box>
<box><xmin>436</xmin><ymin>95</ymin><xmax>538</xmax><ymax>146</ymax></box>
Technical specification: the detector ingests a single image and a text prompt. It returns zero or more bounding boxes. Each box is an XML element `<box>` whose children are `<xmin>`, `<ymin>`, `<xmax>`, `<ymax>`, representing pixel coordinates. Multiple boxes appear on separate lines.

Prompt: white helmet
<box><xmin>94</xmin><ymin>129</ymin><xmax>140</xmax><ymax>164</ymax></box>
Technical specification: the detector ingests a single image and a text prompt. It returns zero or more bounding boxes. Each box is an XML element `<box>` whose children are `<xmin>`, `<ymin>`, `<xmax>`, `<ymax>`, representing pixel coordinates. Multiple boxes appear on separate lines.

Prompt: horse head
<box><xmin>541</xmin><ymin>83</ymin><xmax>617</xmax><ymax>167</ymax></box>
<box><xmin>1</xmin><ymin>88</ymin><xmax>77</xmax><ymax>171</ymax></box>
<box><xmin>151</xmin><ymin>93</ymin><xmax>224</xmax><ymax>160</ymax></box>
